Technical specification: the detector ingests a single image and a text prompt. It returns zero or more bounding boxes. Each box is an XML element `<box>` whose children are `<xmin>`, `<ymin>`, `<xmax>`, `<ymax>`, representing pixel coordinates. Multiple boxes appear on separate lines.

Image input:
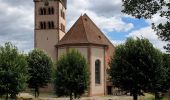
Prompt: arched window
<box><xmin>40</xmin><ymin>22</ymin><xmax>43</xmax><ymax>29</ymax></box>
<box><xmin>48</xmin><ymin>8</ymin><xmax>51</xmax><ymax>15</ymax></box>
<box><xmin>48</xmin><ymin>21</ymin><xmax>51</xmax><ymax>29</ymax></box>
<box><xmin>39</xmin><ymin>8</ymin><xmax>43</xmax><ymax>15</ymax></box>
<box><xmin>43</xmin><ymin>8</ymin><xmax>46</xmax><ymax>15</ymax></box>
<box><xmin>95</xmin><ymin>59</ymin><xmax>101</xmax><ymax>84</ymax></box>
<box><xmin>51</xmin><ymin>21</ymin><xmax>54</xmax><ymax>29</ymax></box>
<box><xmin>51</xmin><ymin>7</ymin><xmax>54</xmax><ymax>14</ymax></box>
<box><xmin>43</xmin><ymin>22</ymin><xmax>46</xmax><ymax>29</ymax></box>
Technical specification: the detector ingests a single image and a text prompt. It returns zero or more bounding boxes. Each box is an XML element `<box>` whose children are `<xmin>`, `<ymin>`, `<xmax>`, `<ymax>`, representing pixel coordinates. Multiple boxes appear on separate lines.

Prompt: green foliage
<box><xmin>162</xmin><ymin>54</ymin><xmax>170</xmax><ymax>89</ymax></box>
<box><xmin>109</xmin><ymin>38</ymin><xmax>166</xmax><ymax>100</ymax></box>
<box><xmin>122</xmin><ymin>0</ymin><xmax>170</xmax><ymax>53</ymax></box>
<box><xmin>55</xmin><ymin>49</ymin><xmax>89</xmax><ymax>100</ymax></box>
<box><xmin>27</xmin><ymin>49</ymin><xmax>53</xmax><ymax>98</ymax></box>
<box><xmin>0</xmin><ymin>42</ymin><xmax>28</xmax><ymax>100</ymax></box>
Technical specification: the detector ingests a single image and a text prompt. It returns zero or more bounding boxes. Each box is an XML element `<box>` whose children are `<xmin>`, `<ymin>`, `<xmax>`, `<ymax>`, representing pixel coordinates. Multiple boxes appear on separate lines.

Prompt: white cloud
<box><xmin>111</xmin><ymin>40</ymin><xmax>125</xmax><ymax>46</ymax></box>
<box><xmin>0</xmin><ymin>0</ymin><xmax>34</xmax><ymax>53</ymax></box>
<box><xmin>0</xmin><ymin>0</ymin><xmax>136</xmax><ymax>53</ymax></box>
<box><xmin>66</xmin><ymin>0</ymin><xmax>134</xmax><ymax>32</ymax></box>
<box><xmin>127</xmin><ymin>27</ymin><xmax>167</xmax><ymax>52</ymax></box>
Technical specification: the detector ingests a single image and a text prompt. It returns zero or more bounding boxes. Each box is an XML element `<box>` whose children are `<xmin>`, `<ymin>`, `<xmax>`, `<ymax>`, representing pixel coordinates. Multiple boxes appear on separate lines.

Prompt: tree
<box><xmin>27</xmin><ymin>49</ymin><xmax>53</xmax><ymax>98</ymax></box>
<box><xmin>55</xmin><ymin>49</ymin><xmax>89</xmax><ymax>100</ymax></box>
<box><xmin>109</xmin><ymin>38</ymin><xmax>165</xmax><ymax>100</ymax></box>
<box><xmin>162</xmin><ymin>54</ymin><xmax>170</xmax><ymax>90</ymax></box>
<box><xmin>0</xmin><ymin>42</ymin><xmax>28</xmax><ymax>100</ymax></box>
<box><xmin>122</xmin><ymin>0</ymin><xmax>170</xmax><ymax>53</ymax></box>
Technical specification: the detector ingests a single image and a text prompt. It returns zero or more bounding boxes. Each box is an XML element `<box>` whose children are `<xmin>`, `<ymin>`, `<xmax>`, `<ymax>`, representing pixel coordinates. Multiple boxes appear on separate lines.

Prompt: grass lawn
<box><xmin>1</xmin><ymin>93</ymin><xmax>169</xmax><ymax>100</ymax></box>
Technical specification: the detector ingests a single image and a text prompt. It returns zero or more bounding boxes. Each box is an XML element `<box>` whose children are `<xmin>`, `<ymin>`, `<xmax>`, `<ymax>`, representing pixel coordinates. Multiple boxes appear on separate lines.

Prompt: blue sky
<box><xmin>0</xmin><ymin>0</ymin><xmax>167</xmax><ymax>52</ymax></box>
<box><xmin>109</xmin><ymin>18</ymin><xmax>149</xmax><ymax>40</ymax></box>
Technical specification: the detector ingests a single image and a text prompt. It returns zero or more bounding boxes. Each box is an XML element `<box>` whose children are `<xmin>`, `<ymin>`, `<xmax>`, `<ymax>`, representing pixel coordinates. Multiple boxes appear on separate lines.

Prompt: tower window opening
<box><xmin>51</xmin><ymin>21</ymin><xmax>54</xmax><ymax>29</ymax></box>
<box><xmin>48</xmin><ymin>21</ymin><xmax>51</xmax><ymax>29</ymax></box>
<box><xmin>51</xmin><ymin>7</ymin><xmax>54</xmax><ymax>14</ymax></box>
<box><xmin>39</xmin><ymin>8</ymin><xmax>43</xmax><ymax>15</ymax></box>
<box><xmin>61</xmin><ymin>10</ymin><xmax>65</xmax><ymax>19</ymax></box>
<box><xmin>40</xmin><ymin>22</ymin><xmax>43</xmax><ymax>29</ymax></box>
<box><xmin>43</xmin><ymin>22</ymin><xmax>46</xmax><ymax>29</ymax></box>
<box><xmin>43</xmin><ymin>8</ymin><xmax>46</xmax><ymax>15</ymax></box>
<box><xmin>61</xmin><ymin>23</ymin><xmax>65</xmax><ymax>32</ymax></box>
<box><xmin>48</xmin><ymin>8</ymin><xmax>51</xmax><ymax>15</ymax></box>
<box><xmin>48</xmin><ymin>21</ymin><xmax>54</xmax><ymax>29</ymax></box>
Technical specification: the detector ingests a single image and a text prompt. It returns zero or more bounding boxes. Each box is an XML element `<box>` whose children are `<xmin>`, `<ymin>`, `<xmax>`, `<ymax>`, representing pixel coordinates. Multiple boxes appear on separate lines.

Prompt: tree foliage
<box><xmin>55</xmin><ymin>49</ymin><xmax>89</xmax><ymax>100</ymax></box>
<box><xmin>122</xmin><ymin>0</ymin><xmax>170</xmax><ymax>53</ymax></box>
<box><xmin>0</xmin><ymin>42</ymin><xmax>28</xmax><ymax>100</ymax></box>
<box><xmin>27</xmin><ymin>49</ymin><xmax>53</xmax><ymax>98</ymax></box>
<box><xmin>109</xmin><ymin>38</ymin><xmax>166</xmax><ymax>100</ymax></box>
<box><xmin>162</xmin><ymin>54</ymin><xmax>170</xmax><ymax>89</ymax></box>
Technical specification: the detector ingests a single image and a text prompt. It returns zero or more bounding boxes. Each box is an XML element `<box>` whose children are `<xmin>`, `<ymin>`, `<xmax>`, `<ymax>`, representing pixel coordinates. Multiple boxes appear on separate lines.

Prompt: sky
<box><xmin>0</xmin><ymin>0</ymin><xmax>168</xmax><ymax>53</ymax></box>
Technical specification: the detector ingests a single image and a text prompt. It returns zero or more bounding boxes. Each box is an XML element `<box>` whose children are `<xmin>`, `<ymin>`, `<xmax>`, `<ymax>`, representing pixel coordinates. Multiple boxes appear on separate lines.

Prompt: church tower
<box><xmin>34</xmin><ymin>0</ymin><xmax>67</xmax><ymax>61</ymax></box>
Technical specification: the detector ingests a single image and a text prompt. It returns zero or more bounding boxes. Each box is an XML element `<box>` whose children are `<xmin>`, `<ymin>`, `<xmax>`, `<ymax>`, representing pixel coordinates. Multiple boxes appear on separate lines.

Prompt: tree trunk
<box><xmin>6</xmin><ymin>93</ymin><xmax>8</xmax><ymax>100</ymax></box>
<box><xmin>133</xmin><ymin>93</ymin><xmax>138</xmax><ymax>100</ymax></box>
<box><xmin>37</xmin><ymin>88</ymin><xmax>39</xmax><ymax>97</ymax></box>
<box><xmin>155</xmin><ymin>92</ymin><xmax>160</xmax><ymax>100</ymax></box>
<box><xmin>70</xmin><ymin>93</ymin><xmax>73</xmax><ymax>100</ymax></box>
<box><xmin>34</xmin><ymin>88</ymin><xmax>36</xmax><ymax>98</ymax></box>
<box><xmin>132</xmin><ymin>89</ymin><xmax>138</xmax><ymax>100</ymax></box>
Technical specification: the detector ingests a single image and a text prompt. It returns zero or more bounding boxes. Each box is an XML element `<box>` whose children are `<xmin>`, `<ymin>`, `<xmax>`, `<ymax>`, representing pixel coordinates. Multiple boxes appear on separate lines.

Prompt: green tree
<box><xmin>122</xmin><ymin>0</ymin><xmax>170</xmax><ymax>53</ymax></box>
<box><xmin>0</xmin><ymin>42</ymin><xmax>28</xmax><ymax>100</ymax></box>
<box><xmin>162</xmin><ymin>54</ymin><xmax>170</xmax><ymax>89</ymax></box>
<box><xmin>55</xmin><ymin>49</ymin><xmax>89</xmax><ymax>100</ymax></box>
<box><xmin>109</xmin><ymin>38</ymin><xmax>165</xmax><ymax>100</ymax></box>
<box><xmin>27</xmin><ymin>49</ymin><xmax>53</xmax><ymax>98</ymax></box>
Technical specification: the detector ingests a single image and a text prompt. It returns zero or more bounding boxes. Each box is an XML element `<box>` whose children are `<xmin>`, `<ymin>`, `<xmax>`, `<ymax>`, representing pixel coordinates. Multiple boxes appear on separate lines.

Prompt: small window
<box><xmin>40</xmin><ymin>21</ymin><xmax>46</xmax><ymax>29</ymax></box>
<box><xmin>61</xmin><ymin>10</ymin><xmax>65</xmax><ymax>19</ymax></box>
<box><xmin>48</xmin><ymin>8</ymin><xmax>51</xmax><ymax>15</ymax></box>
<box><xmin>48</xmin><ymin>7</ymin><xmax>54</xmax><ymax>15</ymax></box>
<box><xmin>61</xmin><ymin>23</ymin><xmax>65</xmax><ymax>32</ymax></box>
<box><xmin>43</xmin><ymin>8</ymin><xmax>46</xmax><ymax>15</ymax></box>
<box><xmin>40</xmin><ymin>22</ymin><xmax>43</xmax><ymax>29</ymax></box>
<box><xmin>61</xmin><ymin>10</ymin><xmax>63</xmax><ymax>17</ymax></box>
<box><xmin>48</xmin><ymin>21</ymin><xmax>54</xmax><ymax>29</ymax></box>
<box><xmin>51</xmin><ymin>21</ymin><xmax>54</xmax><ymax>29</ymax></box>
<box><xmin>43</xmin><ymin>22</ymin><xmax>46</xmax><ymax>29</ymax></box>
<box><xmin>39</xmin><ymin>8</ymin><xmax>43</xmax><ymax>15</ymax></box>
<box><xmin>63</xmin><ymin>12</ymin><xmax>65</xmax><ymax>19</ymax></box>
<box><xmin>95</xmin><ymin>59</ymin><xmax>101</xmax><ymax>84</ymax></box>
<box><xmin>48</xmin><ymin>21</ymin><xmax>51</xmax><ymax>29</ymax></box>
<box><xmin>51</xmin><ymin>7</ymin><xmax>54</xmax><ymax>14</ymax></box>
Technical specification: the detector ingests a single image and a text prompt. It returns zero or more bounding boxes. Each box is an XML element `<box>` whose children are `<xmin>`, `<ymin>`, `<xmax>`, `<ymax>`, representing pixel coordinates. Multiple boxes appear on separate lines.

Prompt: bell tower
<box><xmin>34</xmin><ymin>0</ymin><xmax>67</xmax><ymax>61</ymax></box>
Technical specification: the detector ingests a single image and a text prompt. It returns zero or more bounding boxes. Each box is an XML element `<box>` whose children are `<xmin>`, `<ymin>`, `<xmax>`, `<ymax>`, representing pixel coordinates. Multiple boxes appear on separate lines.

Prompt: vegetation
<box><xmin>162</xmin><ymin>54</ymin><xmax>170</xmax><ymax>90</ymax></box>
<box><xmin>109</xmin><ymin>38</ymin><xmax>166</xmax><ymax>100</ymax></box>
<box><xmin>27</xmin><ymin>49</ymin><xmax>53</xmax><ymax>98</ymax></box>
<box><xmin>122</xmin><ymin>0</ymin><xmax>170</xmax><ymax>53</ymax></box>
<box><xmin>55</xmin><ymin>49</ymin><xmax>89</xmax><ymax>100</ymax></box>
<box><xmin>0</xmin><ymin>42</ymin><xmax>28</xmax><ymax>100</ymax></box>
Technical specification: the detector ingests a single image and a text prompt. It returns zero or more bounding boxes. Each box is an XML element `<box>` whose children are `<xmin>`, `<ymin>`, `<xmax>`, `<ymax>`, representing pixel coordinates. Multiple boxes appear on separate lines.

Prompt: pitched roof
<box><xmin>57</xmin><ymin>14</ymin><xmax>114</xmax><ymax>47</ymax></box>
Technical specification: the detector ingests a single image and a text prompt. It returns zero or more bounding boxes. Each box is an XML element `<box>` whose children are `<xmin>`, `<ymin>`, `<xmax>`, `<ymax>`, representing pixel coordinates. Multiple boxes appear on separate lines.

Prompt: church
<box><xmin>34</xmin><ymin>0</ymin><xmax>115</xmax><ymax>96</ymax></box>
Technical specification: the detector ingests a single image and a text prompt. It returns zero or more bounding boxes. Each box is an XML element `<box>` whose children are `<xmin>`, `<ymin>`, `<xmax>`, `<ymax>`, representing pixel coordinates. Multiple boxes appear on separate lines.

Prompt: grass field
<box><xmin>0</xmin><ymin>93</ymin><xmax>169</xmax><ymax>100</ymax></box>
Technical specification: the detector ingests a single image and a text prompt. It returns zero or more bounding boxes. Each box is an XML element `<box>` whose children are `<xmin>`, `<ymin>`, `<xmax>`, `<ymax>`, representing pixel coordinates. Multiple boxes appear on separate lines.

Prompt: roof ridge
<box><xmin>83</xmin><ymin>14</ymin><xmax>115</xmax><ymax>47</ymax></box>
<box><xmin>81</xmin><ymin>15</ymin><xmax>90</xmax><ymax>43</ymax></box>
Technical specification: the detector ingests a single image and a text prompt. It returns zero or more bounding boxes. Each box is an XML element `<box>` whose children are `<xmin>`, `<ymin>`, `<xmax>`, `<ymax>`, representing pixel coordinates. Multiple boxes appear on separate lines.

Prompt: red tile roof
<box><xmin>57</xmin><ymin>14</ymin><xmax>114</xmax><ymax>48</ymax></box>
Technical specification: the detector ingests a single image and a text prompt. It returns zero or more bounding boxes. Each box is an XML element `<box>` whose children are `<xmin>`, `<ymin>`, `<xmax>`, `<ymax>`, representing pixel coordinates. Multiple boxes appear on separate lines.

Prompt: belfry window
<box><xmin>43</xmin><ymin>8</ymin><xmax>46</xmax><ymax>15</ymax></box>
<box><xmin>48</xmin><ymin>7</ymin><xmax>54</xmax><ymax>15</ymax></box>
<box><xmin>39</xmin><ymin>8</ymin><xmax>43</xmax><ymax>15</ymax></box>
<box><xmin>61</xmin><ymin>23</ymin><xmax>65</xmax><ymax>32</ymax></box>
<box><xmin>48</xmin><ymin>21</ymin><xmax>54</xmax><ymax>29</ymax></box>
<box><xmin>95</xmin><ymin>59</ymin><xmax>101</xmax><ymax>84</ymax></box>
<box><xmin>40</xmin><ymin>21</ymin><xmax>47</xmax><ymax>29</ymax></box>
